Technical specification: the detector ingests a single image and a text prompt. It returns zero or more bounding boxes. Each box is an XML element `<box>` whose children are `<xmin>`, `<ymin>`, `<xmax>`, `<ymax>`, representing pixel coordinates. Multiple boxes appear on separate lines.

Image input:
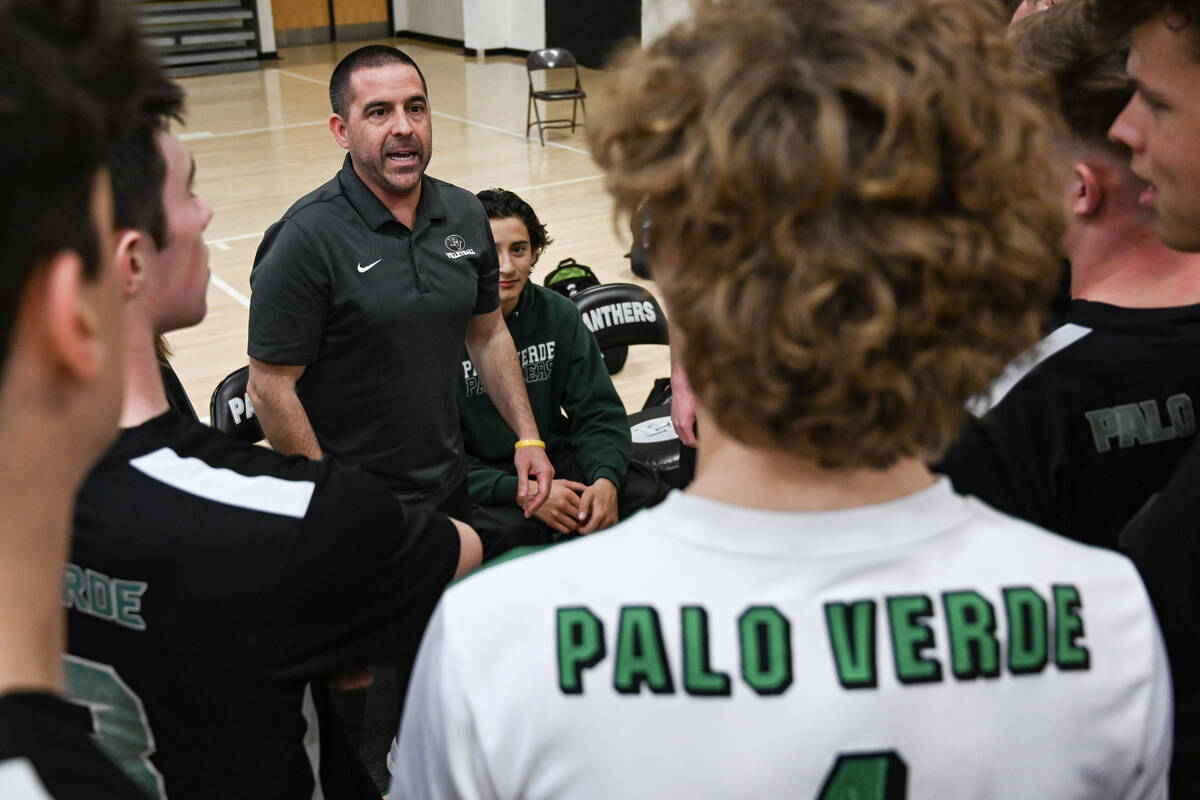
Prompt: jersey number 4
<box><xmin>817</xmin><ymin>751</ymin><xmax>907</xmax><ymax>799</ymax></box>
<box><xmin>64</xmin><ymin>654</ymin><xmax>167</xmax><ymax>800</ymax></box>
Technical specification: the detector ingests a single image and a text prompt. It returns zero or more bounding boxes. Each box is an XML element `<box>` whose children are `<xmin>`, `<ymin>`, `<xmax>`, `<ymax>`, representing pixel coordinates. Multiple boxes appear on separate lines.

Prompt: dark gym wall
<box><xmin>545</xmin><ymin>0</ymin><xmax>640</xmax><ymax>69</ymax></box>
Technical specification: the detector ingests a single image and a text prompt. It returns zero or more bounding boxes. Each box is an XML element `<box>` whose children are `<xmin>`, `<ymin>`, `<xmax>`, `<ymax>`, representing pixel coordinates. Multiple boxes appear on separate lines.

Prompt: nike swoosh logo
<box><xmin>357</xmin><ymin>259</ymin><xmax>382</xmax><ymax>273</ymax></box>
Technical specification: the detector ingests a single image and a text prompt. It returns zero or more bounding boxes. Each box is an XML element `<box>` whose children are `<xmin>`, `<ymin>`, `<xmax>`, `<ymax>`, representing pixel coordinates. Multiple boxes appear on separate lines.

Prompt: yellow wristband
<box><xmin>514</xmin><ymin>439</ymin><xmax>546</xmax><ymax>450</ymax></box>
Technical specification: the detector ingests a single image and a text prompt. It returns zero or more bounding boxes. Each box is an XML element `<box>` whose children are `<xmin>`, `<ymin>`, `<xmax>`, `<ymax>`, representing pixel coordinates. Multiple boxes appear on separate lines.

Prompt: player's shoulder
<box><xmin>108</xmin><ymin>413</ymin><xmax>349</xmax><ymax>517</ymax></box>
<box><xmin>958</xmin><ymin>492</ymin><xmax>1143</xmax><ymax>581</ymax></box>
<box><xmin>969</xmin><ymin>321</ymin><xmax>1097</xmax><ymax>415</ymax></box>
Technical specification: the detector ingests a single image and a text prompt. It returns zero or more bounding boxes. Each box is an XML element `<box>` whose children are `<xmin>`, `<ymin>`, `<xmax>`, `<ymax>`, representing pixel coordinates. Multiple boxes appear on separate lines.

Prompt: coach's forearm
<box><xmin>247</xmin><ymin>361</ymin><xmax>323</xmax><ymax>460</ymax></box>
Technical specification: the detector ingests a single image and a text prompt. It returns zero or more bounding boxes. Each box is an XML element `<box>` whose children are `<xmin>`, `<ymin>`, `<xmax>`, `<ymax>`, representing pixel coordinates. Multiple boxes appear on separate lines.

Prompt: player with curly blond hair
<box><xmin>391</xmin><ymin>0</ymin><xmax>1171</xmax><ymax>796</ymax></box>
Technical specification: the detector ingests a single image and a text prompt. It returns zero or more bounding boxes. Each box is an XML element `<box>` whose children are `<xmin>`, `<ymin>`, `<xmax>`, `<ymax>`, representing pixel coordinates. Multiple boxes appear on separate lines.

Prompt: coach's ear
<box><xmin>329</xmin><ymin>114</ymin><xmax>350</xmax><ymax>150</ymax></box>
<box><xmin>1072</xmin><ymin>162</ymin><xmax>1103</xmax><ymax>219</ymax></box>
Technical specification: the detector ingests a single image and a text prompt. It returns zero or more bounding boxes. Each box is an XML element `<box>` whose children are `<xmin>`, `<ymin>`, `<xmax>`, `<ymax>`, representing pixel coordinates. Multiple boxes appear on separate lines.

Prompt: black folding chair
<box><xmin>525</xmin><ymin>48</ymin><xmax>587</xmax><ymax>146</ymax></box>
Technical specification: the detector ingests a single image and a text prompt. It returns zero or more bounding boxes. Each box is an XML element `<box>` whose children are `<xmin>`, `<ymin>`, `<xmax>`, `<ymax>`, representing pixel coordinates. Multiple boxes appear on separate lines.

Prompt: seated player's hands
<box><xmin>515</xmin><ymin>445</ymin><xmax>555</xmax><ymax>517</ymax></box>
<box><xmin>578</xmin><ymin>477</ymin><xmax>619</xmax><ymax>534</ymax></box>
<box><xmin>532</xmin><ymin>478</ymin><xmax>587</xmax><ymax>534</ymax></box>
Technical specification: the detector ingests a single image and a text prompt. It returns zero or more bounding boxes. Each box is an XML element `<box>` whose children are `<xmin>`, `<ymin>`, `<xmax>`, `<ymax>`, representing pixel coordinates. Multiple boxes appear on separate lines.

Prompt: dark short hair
<box><xmin>329</xmin><ymin>45</ymin><xmax>428</xmax><ymax>117</ymax></box>
<box><xmin>0</xmin><ymin>0</ymin><xmax>161</xmax><ymax>382</ymax></box>
<box><xmin>1012</xmin><ymin>0</ymin><xmax>1132</xmax><ymax>155</ymax></box>
<box><xmin>476</xmin><ymin>188</ymin><xmax>553</xmax><ymax>256</ymax></box>
<box><xmin>111</xmin><ymin>79</ymin><xmax>186</xmax><ymax>248</ymax></box>
<box><xmin>1091</xmin><ymin>0</ymin><xmax>1200</xmax><ymax>56</ymax></box>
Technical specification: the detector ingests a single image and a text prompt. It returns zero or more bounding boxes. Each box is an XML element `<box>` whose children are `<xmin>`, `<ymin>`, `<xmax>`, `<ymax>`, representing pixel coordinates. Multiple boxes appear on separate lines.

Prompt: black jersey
<box><xmin>0</xmin><ymin>692</ymin><xmax>146</xmax><ymax>799</ymax></box>
<box><xmin>65</xmin><ymin>411</ymin><xmax>460</xmax><ymax>800</ymax></box>
<box><xmin>1118</xmin><ymin>435</ymin><xmax>1200</xmax><ymax>797</ymax></box>
<box><xmin>937</xmin><ymin>299</ymin><xmax>1200</xmax><ymax>549</ymax></box>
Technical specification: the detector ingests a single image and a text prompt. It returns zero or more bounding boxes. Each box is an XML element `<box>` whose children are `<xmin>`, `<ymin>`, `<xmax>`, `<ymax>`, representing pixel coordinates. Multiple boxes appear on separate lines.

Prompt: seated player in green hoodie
<box><xmin>460</xmin><ymin>189</ymin><xmax>658</xmax><ymax>558</ymax></box>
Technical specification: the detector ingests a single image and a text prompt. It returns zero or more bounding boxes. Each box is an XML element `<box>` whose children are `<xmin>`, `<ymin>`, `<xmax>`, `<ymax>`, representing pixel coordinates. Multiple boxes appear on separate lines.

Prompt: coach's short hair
<box><xmin>1012</xmin><ymin>0</ymin><xmax>1132</xmax><ymax>156</ymax></box>
<box><xmin>1090</xmin><ymin>0</ymin><xmax>1200</xmax><ymax>57</ymax></box>
<box><xmin>591</xmin><ymin>0</ymin><xmax>1065</xmax><ymax>469</ymax></box>
<box><xmin>329</xmin><ymin>45</ymin><xmax>428</xmax><ymax>117</ymax></box>
<box><xmin>0</xmin><ymin>0</ymin><xmax>160</xmax><ymax>382</ymax></box>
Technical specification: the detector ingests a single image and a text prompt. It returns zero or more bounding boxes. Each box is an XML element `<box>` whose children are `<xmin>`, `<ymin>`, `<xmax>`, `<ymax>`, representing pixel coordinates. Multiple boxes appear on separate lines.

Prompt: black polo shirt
<box><xmin>249</xmin><ymin>156</ymin><xmax>500</xmax><ymax>505</ymax></box>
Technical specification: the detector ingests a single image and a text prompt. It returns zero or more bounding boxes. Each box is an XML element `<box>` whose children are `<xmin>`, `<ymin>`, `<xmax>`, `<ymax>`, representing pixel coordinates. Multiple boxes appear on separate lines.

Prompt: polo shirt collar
<box><xmin>336</xmin><ymin>154</ymin><xmax>447</xmax><ymax>232</ymax></box>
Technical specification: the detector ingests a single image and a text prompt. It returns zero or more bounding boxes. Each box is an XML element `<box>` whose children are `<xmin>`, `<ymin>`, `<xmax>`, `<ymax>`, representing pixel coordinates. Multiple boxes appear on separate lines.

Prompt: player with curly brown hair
<box><xmin>390</xmin><ymin>0</ymin><xmax>1172</xmax><ymax>796</ymax></box>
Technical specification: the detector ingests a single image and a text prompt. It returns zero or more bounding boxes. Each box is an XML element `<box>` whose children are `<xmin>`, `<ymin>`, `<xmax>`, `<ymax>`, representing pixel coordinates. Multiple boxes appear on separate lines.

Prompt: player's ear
<box><xmin>39</xmin><ymin>250</ymin><xmax>107</xmax><ymax>383</ymax></box>
<box><xmin>329</xmin><ymin>114</ymin><xmax>350</xmax><ymax>150</ymax></box>
<box><xmin>115</xmin><ymin>229</ymin><xmax>146</xmax><ymax>298</ymax></box>
<box><xmin>1072</xmin><ymin>162</ymin><xmax>1102</xmax><ymax>218</ymax></box>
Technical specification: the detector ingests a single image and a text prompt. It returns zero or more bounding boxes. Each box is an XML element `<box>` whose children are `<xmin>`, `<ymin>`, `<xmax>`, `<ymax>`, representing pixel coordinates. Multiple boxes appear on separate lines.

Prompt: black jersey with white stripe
<box><xmin>65</xmin><ymin>411</ymin><xmax>459</xmax><ymax>800</ymax></box>
<box><xmin>937</xmin><ymin>299</ymin><xmax>1200</xmax><ymax>549</ymax></box>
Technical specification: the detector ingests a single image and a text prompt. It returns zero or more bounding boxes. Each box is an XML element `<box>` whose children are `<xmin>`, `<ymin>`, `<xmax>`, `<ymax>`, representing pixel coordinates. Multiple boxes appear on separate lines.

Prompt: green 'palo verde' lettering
<box><xmin>613</xmin><ymin>606</ymin><xmax>674</xmax><ymax>694</ymax></box>
<box><xmin>739</xmin><ymin>606</ymin><xmax>792</xmax><ymax>695</ymax></box>
<box><xmin>682</xmin><ymin>606</ymin><xmax>731</xmax><ymax>696</ymax></box>
<box><xmin>942</xmin><ymin>590</ymin><xmax>1000</xmax><ymax>680</ymax></box>
<box><xmin>824</xmin><ymin>600</ymin><xmax>877</xmax><ymax>689</ymax></box>
<box><xmin>556</xmin><ymin>604</ymin><xmax>797</xmax><ymax>697</ymax></box>
<box><xmin>63</xmin><ymin>563</ymin><xmax>148</xmax><ymax>631</ymax></box>
<box><xmin>1053</xmin><ymin>585</ymin><xmax>1090</xmax><ymax>670</ymax></box>
<box><xmin>557</xmin><ymin>606</ymin><xmax>605</xmax><ymax>694</ymax></box>
<box><xmin>1003</xmin><ymin>587</ymin><xmax>1048</xmax><ymax>674</ymax></box>
<box><xmin>887</xmin><ymin>594</ymin><xmax>942</xmax><ymax>684</ymax></box>
<box><xmin>824</xmin><ymin>586</ymin><xmax>1088</xmax><ymax>690</ymax></box>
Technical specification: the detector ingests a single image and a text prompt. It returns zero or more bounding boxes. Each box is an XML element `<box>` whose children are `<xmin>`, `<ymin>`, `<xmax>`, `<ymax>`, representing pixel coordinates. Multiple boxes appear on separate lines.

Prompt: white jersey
<box><xmin>393</xmin><ymin>480</ymin><xmax>1171</xmax><ymax>799</ymax></box>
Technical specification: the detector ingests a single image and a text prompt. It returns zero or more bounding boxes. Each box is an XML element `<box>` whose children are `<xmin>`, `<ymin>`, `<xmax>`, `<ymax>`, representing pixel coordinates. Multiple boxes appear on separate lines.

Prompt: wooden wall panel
<box><xmin>270</xmin><ymin>0</ymin><xmax>330</xmax><ymax>30</ymax></box>
<box><xmin>332</xmin><ymin>0</ymin><xmax>388</xmax><ymax>26</ymax></box>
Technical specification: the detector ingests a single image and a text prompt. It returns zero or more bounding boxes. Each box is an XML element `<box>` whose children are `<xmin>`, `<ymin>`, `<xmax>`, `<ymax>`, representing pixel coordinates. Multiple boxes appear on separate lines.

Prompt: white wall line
<box><xmin>274</xmin><ymin>69</ymin><xmax>592</xmax><ymax>156</ymax></box>
<box><xmin>209</xmin><ymin>273</ymin><xmax>251</xmax><ymax>309</ymax></box>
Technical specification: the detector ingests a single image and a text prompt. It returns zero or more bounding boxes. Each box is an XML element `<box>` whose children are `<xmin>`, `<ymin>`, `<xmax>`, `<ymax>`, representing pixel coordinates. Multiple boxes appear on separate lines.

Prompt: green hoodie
<box><xmin>458</xmin><ymin>283</ymin><xmax>632</xmax><ymax>506</ymax></box>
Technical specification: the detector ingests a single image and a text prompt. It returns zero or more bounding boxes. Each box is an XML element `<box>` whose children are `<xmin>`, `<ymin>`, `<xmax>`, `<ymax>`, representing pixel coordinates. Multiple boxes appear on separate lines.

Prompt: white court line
<box><xmin>274</xmin><ymin>68</ymin><xmax>327</xmax><ymax>87</ymax></box>
<box><xmin>209</xmin><ymin>273</ymin><xmax>251</xmax><ymax>309</ymax></box>
<box><xmin>512</xmin><ymin>174</ymin><xmax>604</xmax><ymax>193</ymax></box>
<box><xmin>182</xmin><ymin>119</ymin><xmax>328</xmax><ymax>140</ymax></box>
<box><xmin>274</xmin><ymin>69</ymin><xmax>592</xmax><ymax>156</ymax></box>
<box><xmin>208</xmin><ymin>231</ymin><xmax>265</xmax><ymax>246</ymax></box>
<box><xmin>212</xmin><ymin>242</ymin><xmax>232</xmax><ymax>252</ymax></box>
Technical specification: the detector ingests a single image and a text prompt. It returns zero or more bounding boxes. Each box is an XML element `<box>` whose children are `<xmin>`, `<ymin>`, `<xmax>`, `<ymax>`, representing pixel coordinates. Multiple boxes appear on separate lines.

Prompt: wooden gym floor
<box><xmin>170</xmin><ymin>37</ymin><xmax>670</xmax><ymax>421</ymax></box>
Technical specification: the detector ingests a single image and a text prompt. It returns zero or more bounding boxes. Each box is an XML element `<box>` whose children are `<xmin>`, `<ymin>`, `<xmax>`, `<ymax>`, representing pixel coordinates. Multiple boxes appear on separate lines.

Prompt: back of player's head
<box><xmin>0</xmin><ymin>0</ymin><xmax>160</xmax><ymax>383</ymax></box>
<box><xmin>1091</xmin><ymin>0</ymin><xmax>1200</xmax><ymax>57</ymax></box>
<box><xmin>591</xmin><ymin>0</ymin><xmax>1064</xmax><ymax>469</ymax></box>
<box><xmin>476</xmin><ymin>188</ymin><xmax>553</xmax><ymax>257</ymax></box>
<box><xmin>329</xmin><ymin>45</ymin><xmax>428</xmax><ymax>117</ymax></box>
<box><xmin>111</xmin><ymin>79</ymin><xmax>186</xmax><ymax>249</ymax></box>
<box><xmin>1011</xmin><ymin>0</ymin><xmax>1132</xmax><ymax>158</ymax></box>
